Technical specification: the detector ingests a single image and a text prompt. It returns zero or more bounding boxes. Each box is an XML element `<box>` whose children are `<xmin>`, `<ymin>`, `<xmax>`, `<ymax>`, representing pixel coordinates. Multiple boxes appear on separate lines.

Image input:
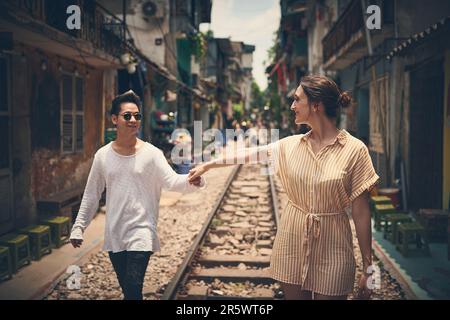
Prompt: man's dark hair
<box><xmin>110</xmin><ymin>90</ymin><xmax>142</xmax><ymax>116</ymax></box>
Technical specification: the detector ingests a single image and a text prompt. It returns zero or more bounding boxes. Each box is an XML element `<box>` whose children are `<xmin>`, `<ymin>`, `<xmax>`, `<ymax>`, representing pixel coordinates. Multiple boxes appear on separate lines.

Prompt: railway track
<box><xmin>161</xmin><ymin>161</ymin><xmax>407</xmax><ymax>301</ymax></box>
<box><xmin>162</xmin><ymin>163</ymin><xmax>282</xmax><ymax>300</ymax></box>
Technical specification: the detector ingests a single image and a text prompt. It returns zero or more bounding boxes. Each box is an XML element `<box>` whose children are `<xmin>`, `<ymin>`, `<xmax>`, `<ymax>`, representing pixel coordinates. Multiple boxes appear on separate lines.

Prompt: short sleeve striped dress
<box><xmin>267</xmin><ymin>129</ymin><xmax>379</xmax><ymax>296</ymax></box>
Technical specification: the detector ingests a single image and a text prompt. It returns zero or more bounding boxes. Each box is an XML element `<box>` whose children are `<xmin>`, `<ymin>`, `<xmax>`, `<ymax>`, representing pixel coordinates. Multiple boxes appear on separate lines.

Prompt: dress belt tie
<box><xmin>286</xmin><ymin>199</ymin><xmax>346</xmax><ymax>286</ymax></box>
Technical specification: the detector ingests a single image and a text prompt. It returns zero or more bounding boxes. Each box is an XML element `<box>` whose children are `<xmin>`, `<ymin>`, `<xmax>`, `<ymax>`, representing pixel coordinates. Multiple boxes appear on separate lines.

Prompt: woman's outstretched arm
<box><xmin>188</xmin><ymin>144</ymin><xmax>273</xmax><ymax>182</ymax></box>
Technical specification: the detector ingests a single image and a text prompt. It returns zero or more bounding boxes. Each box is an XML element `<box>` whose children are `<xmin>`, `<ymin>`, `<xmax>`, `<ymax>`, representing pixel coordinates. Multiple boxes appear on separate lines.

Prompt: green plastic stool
<box><xmin>374</xmin><ymin>204</ymin><xmax>396</xmax><ymax>231</ymax></box>
<box><xmin>396</xmin><ymin>222</ymin><xmax>430</xmax><ymax>257</ymax></box>
<box><xmin>42</xmin><ymin>216</ymin><xmax>71</xmax><ymax>248</ymax></box>
<box><xmin>383</xmin><ymin>213</ymin><xmax>412</xmax><ymax>244</ymax></box>
<box><xmin>19</xmin><ymin>225</ymin><xmax>52</xmax><ymax>260</ymax></box>
<box><xmin>370</xmin><ymin>196</ymin><xmax>392</xmax><ymax>214</ymax></box>
<box><xmin>0</xmin><ymin>234</ymin><xmax>31</xmax><ymax>273</ymax></box>
<box><xmin>0</xmin><ymin>246</ymin><xmax>13</xmax><ymax>281</ymax></box>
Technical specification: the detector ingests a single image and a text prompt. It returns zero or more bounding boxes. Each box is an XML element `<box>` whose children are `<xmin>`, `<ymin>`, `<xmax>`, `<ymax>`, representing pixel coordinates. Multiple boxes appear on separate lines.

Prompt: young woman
<box><xmin>70</xmin><ymin>90</ymin><xmax>205</xmax><ymax>300</ymax></box>
<box><xmin>188</xmin><ymin>75</ymin><xmax>379</xmax><ymax>300</ymax></box>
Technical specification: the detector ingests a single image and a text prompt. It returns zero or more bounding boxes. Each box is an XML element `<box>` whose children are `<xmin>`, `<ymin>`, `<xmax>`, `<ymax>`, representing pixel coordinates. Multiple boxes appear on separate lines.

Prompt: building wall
<box><xmin>242</xmin><ymin>53</ymin><xmax>253</xmax><ymax>70</ymax></box>
<box><xmin>25</xmin><ymin>50</ymin><xmax>105</xmax><ymax>201</ymax></box>
<box><xmin>129</xmin><ymin>2</ymin><xmax>169</xmax><ymax>66</ymax></box>
<box><xmin>243</xmin><ymin>76</ymin><xmax>253</xmax><ymax>111</ymax></box>
<box><xmin>97</xmin><ymin>0</ymin><xmax>169</xmax><ymax>67</ymax></box>
<box><xmin>11</xmin><ymin>52</ymin><xmax>33</xmax><ymax>227</ymax></box>
<box><xmin>103</xmin><ymin>69</ymin><xmax>118</xmax><ymax>141</ymax></box>
<box><xmin>307</xmin><ymin>0</ymin><xmax>338</xmax><ymax>74</ymax></box>
<box><xmin>444</xmin><ymin>50</ymin><xmax>450</xmax><ymax>209</ymax></box>
<box><xmin>193</xmin><ymin>102</ymin><xmax>210</xmax><ymax>129</ymax></box>
<box><xmin>6</xmin><ymin>44</ymin><xmax>108</xmax><ymax>227</ymax></box>
<box><xmin>204</xmin><ymin>39</ymin><xmax>218</xmax><ymax>81</ymax></box>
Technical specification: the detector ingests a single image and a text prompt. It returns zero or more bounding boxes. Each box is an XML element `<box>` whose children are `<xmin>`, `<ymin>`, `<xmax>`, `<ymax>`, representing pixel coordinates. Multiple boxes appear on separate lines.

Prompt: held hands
<box><xmin>189</xmin><ymin>175</ymin><xmax>203</xmax><ymax>186</ymax></box>
<box><xmin>188</xmin><ymin>163</ymin><xmax>210</xmax><ymax>184</ymax></box>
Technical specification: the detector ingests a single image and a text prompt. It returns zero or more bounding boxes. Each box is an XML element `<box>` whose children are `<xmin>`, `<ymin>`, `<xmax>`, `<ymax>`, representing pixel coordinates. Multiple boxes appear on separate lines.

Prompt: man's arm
<box><xmin>155</xmin><ymin>150</ymin><xmax>206</xmax><ymax>193</ymax></box>
<box><xmin>70</xmin><ymin>154</ymin><xmax>105</xmax><ymax>246</ymax></box>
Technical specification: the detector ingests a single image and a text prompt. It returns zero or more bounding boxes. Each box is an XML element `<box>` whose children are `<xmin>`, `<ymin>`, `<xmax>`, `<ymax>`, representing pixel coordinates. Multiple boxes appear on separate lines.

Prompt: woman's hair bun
<box><xmin>337</xmin><ymin>91</ymin><xmax>352</xmax><ymax>109</ymax></box>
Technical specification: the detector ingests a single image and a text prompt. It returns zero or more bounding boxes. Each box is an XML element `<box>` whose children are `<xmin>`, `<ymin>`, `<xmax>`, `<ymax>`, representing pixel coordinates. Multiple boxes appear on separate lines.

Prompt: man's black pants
<box><xmin>108</xmin><ymin>250</ymin><xmax>152</xmax><ymax>300</ymax></box>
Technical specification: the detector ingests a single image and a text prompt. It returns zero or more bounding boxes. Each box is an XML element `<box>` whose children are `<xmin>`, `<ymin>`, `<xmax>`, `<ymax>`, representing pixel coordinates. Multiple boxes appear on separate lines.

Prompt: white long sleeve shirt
<box><xmin>70</xmin><ymin>141</ymin><xmax>205</xmax><ymax>253</ymax></box>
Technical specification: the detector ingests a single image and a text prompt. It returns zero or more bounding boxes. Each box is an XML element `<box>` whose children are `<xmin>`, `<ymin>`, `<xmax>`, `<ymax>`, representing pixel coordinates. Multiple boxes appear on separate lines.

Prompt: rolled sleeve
<box><xmin>348</xmin><ymin>145</ymin><xmax>380</xmax><ymax>202</ymax></box>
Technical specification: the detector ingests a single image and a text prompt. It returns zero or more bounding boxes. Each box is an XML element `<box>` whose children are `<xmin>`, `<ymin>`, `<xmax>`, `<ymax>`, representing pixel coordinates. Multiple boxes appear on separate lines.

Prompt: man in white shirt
<box><xmin>69</xmin><ymin>90</ymin><xmax>204</xmax><ymax>300</ymax></box>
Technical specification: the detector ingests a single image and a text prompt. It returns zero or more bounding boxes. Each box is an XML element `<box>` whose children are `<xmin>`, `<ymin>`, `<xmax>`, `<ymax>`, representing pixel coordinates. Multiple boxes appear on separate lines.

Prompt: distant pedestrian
<box><xmin>70</xmin><ymin>90</ymin><xmax>205</xmax><ymax>300</ymax></box>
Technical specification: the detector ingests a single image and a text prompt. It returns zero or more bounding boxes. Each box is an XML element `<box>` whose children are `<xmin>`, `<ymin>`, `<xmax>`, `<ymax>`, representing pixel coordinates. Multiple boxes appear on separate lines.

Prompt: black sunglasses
<box><xmin>120</xmin><ymin>112</ymin><xmax>142</xmax><ymax>121</ymax></box>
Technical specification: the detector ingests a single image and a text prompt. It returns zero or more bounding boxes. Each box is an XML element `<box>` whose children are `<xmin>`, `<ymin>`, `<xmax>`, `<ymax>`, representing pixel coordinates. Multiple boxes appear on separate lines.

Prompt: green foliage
<box><xmin>251</xmin><ymin>81</ymin><xmax>265</xmax><ymax>110</ymax></box>
<box><xmin>232</xmin><ymin>102</ymin><xmax>244</xmax><ymax>121</ymax></box>
<box><xmin>265</xmin><ymin>30</ymin><xmax>280</xmax><ymax>65</ymax></box>
<box><xmin>204</xmin><ymin>29</ymin><xmax>214</xmax><ymax>38</ymax></box>
<box><xmin>190</xmin><ymin>32</ymin><xmax>208</xmax><ymax>62</ymax></box>
<box><xmin>269</xmin><ymin>90</ymin><xmax>282</xmax><ymax>125</ymax></box>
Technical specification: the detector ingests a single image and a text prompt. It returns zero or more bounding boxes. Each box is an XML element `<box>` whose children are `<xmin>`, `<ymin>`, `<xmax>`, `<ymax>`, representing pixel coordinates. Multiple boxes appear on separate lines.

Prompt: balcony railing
<box><xmin>7</xmin><ymin>0</ymin><xmax>128</xmax><ymax>59</ymax></box>
<box><xmin>322</xmin><ymin>0</ymin><xmax>364</xmax><ymax>63</ymax></box>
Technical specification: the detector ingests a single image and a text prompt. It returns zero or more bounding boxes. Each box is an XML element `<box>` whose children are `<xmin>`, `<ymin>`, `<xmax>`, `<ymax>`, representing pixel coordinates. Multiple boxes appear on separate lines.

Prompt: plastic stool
<box><xmin>0</xmin><ymin>246</ymin><xmax>13</xmax><ymax>281</ymax></box>
<box><xmin>0</xmin><ymin>234</ymin><xmax>31</xmax><ymax>273</ymax></box>
<box><xmin>19</xmin><ymin>225</ymin><xmax>52</xmax><ymax>260</ymax></box>
<box><xmin>374</xmin><ymin>204</ymin><xmax>396</xmax><ymax>231</ymax></box>
<box><xmin>41</xmin><ymin>216</ymin><xmax>71</xmax><ymax>248</ymax></box>
<box><xmin>396</xmin><ymin>222</ymin><xmax>430</xmax><ymax>257</ymax></box>
<box><xmin>383</xmin><ymin>213</ymin><xmax>412</xmax><ymax>244</ymax></box>
<box><xmin>370</xmin><ymin>195</ymin><xmax>392</xmax><ymax>214</ymax></box>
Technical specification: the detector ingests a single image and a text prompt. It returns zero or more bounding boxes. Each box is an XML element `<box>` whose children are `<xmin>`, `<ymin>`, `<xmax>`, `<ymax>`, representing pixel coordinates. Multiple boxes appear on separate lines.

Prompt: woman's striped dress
<box><xmin>268</xmin><ymin>129</ymin><xmax>379</xmax><ymax>296</ymax></box>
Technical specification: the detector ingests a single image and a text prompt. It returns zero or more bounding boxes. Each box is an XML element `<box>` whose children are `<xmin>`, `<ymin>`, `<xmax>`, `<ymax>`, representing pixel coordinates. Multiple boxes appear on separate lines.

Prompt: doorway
<box><xmin>409</xmin><ymin>58</ymin><xmax>444</xmax><ymax>210</ymax></box>
<box><xmin>0</xmin><ymin>54</ymin><xmax>13</xmax><ymax>234</ymax></box>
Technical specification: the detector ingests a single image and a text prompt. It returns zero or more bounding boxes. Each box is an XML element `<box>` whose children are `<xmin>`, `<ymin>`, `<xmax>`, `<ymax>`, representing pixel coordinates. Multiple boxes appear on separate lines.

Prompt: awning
<box><xmin>386</xmin><ymin>16</ymin><xmax>450</xmax><ymax>60</ymax></box>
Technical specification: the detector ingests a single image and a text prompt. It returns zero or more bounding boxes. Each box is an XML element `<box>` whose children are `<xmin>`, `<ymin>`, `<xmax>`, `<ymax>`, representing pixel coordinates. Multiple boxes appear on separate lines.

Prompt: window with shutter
<box><xmin>61</xmin><ymin>73</ymin><xmax>84</xmax><ymax>154</ymax></box>
<box><xmin>76</xmin><ymin>115</ymin><xmax>83</xmax><ymax>151</ymax></box>
<box><xmin>62</xmin><ymin>114</ymin><xmax>73</xmax><ymax>152</ymax></box>
<box><xmin>75</xmin><ymin>77</ymin><xmax>84</xmax><ymax>151</ymax></box>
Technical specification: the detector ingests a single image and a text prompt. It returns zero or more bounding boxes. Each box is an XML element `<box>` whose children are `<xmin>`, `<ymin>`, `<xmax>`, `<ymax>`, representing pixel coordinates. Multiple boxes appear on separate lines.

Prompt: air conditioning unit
<box><xmin>142</xmin><ymin>0</ymin><xmax>165</xmax><ymax>19</ymax></box>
